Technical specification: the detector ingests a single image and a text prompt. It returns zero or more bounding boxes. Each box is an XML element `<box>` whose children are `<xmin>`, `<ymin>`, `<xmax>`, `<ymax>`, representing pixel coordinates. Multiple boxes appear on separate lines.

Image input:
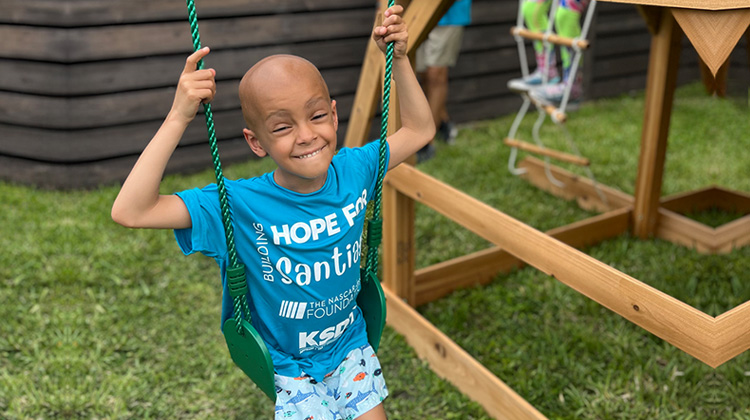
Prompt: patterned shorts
<box><xmin>274</xmin><ymin>344</ymin><xmax>388</xmax><ymax>420</ymax></box>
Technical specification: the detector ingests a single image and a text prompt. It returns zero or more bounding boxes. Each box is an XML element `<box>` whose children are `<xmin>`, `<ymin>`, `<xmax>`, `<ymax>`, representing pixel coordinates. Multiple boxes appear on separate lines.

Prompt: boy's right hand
<box><xmin>169</xmin><ymin>47</ymin><xmax>217</xmax><ymax>124</ymax></box>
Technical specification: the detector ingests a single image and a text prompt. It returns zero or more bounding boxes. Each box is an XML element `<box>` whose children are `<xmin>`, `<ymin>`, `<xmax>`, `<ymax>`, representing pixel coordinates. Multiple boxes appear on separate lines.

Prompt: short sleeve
<box><xmin>173</xmin><ymin>185</ymin><xmax>228</xmax><ymax>259</ymax></box>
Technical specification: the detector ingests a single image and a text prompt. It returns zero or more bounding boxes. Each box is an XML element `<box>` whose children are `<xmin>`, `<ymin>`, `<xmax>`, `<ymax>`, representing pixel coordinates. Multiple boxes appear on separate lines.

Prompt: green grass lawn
<box><xmin>1</xmin><ymin>83</ymin><xmax>749</xmax><ymax>419</ymax></box>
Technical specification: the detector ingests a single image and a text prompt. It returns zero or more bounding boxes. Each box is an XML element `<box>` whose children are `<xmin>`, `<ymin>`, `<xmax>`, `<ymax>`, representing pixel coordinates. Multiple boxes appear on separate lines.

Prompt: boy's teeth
<box><xmin>299</xmin><ymin>149</ymin><xmax>321</xmax><ymax>159</ymax></box>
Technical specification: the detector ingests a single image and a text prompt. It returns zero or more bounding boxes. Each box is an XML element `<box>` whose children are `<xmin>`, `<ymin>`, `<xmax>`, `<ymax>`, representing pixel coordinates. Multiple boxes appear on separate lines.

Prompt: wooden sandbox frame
<box><xmin>346</xmin><ymin>1</ymin><xmax>750</xmax><ymax>419</ymax></box>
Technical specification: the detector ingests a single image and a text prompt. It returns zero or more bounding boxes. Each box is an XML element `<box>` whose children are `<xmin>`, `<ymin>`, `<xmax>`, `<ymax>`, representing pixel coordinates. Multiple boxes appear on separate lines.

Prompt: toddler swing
<box><xmin>184</xmin><ymin>0</ymin><xmax>392</xmax><ymax>401</ymax></box>
<box><xmin>505</xmin><ymin>0</ymin><xmax>607</xmax><ymax>204</ymax></box>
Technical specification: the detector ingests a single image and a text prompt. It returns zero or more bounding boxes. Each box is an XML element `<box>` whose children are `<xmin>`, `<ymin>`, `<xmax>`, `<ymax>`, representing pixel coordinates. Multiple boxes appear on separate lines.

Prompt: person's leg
<box><xmin>356</xmin><ymin>403</ymin><xmax>387</xmax><ymax>420</ymax></box>
<box><xmin>529</xmin><ymin>0</ymin><xmax>587</xmax><ymax>107</ymax></box>
<box><xmin>335</xmin><ymin>345</ymin><xmax>389</xmax><ymax>420</ymax></box>
<box><xmin>555</xmin><ymin>0</ymin><xmax>584</xmax><ymax>86</ymax></box>
<box><xmin>424</xmin><ymin>65</ymin><xmax>449</xmax><ymax>132</ymax></box>
<box><xmin>508</xmin><ymin>0</ymin><xmax>558</xmax><ymax>91</ymax></box>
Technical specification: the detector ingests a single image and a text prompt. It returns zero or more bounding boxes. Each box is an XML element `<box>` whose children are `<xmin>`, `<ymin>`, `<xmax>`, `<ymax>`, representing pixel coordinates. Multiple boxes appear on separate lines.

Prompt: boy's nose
<box><xmin>297</xmin><ymin>122</ymin><xmax>316</xmax><ymax>143</ymax></box>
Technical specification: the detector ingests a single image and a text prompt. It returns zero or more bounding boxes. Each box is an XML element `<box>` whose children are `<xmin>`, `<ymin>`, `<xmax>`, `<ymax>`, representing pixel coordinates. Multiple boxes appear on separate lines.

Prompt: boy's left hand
<box><xmin>373</xmin><ymin>5</ymin><xmax>407</xmax><ymax>58</ymax></box>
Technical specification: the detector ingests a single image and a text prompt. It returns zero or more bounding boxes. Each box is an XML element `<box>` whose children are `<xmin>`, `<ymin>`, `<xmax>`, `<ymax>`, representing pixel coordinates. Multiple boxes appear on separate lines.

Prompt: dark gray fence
<box><xmin>0</xmin><ymin>0</ymin><xmax>746</xmax><ymax>188</ymax></box>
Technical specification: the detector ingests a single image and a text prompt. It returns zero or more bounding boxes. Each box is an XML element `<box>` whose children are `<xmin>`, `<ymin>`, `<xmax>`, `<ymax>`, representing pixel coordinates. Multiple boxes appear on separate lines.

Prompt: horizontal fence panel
<box><xmin>2</xmin><ymin>0</ymin><xmax>724</xmax><ymax>188</ymax></box>
<box><xmin>0</xmin><ymin>0</ymin><xmax>376</xmax><ymax>26</ymax></box>
<box><xmin>0</xmin><ymin>64</ymin><xmax>361</xmax><ymax>130</ymax></box>
<box><xmin>0</xmin><ymin>9</ymin><xmax>375</xmax><ymax>62</ymax></box>
<box><xmin>0</xmin><ymin>38</ymin><xmax>369</xmax><ymax>95</ymax></box>
<box><xmin>0</xmin><ymin>93</ymin><xmax>359</xmax><ymax>163</ymax></box>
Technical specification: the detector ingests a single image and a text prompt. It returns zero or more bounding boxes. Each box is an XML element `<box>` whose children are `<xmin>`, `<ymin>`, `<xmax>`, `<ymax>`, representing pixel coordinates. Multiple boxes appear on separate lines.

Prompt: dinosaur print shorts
<box><xmin>274</xmin><ymin>344</ymin><xmax>388</xmax><ymax>420</ymax></box>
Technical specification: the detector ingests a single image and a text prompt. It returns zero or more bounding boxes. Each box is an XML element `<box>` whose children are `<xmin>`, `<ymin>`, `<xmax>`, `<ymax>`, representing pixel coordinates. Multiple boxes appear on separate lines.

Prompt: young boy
<box><xmin>111</xmin><ymin>5</ymin><xmax>433</xmax><ymax>420</ymax></box>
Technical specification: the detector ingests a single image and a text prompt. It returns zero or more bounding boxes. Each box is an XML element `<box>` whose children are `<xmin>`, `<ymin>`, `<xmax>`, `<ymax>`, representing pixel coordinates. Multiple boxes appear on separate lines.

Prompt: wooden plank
<box><xmin>0</xmin><ymin>64</ymin><xmax>362</xmax><ymax>129</ymax></box>
<box><xmin>415</xmin><ymin>207</ymin><xmax>632</xmax><ymax>306</ymax></box>
<box><xmin>382</xmin><ymin>183</ymin><xmax>417</xmax><ymax>305</ymax></box>
<box><xmin>656</xmin><ymin>208</ymin><xmax>718</xmax><ymax>253</ymax></box>
<box><xmin>0</xmin><ymin>92</ymin><xmax>359</xmax><ymax>162</ymax></box>
<box><xmin>415</xmin><ymin>247</ymin><xmax>524</xmax><ymax>307</ymax></box>
<box><xmin>714</xmin><ymin>215</ymin><xmax>750</xmax><ymax>252</ymax></box>
<box><xmin>0</xmin><ymin>136</ymin><xmax>255</xmax><ymax>189</ymax></box>
<box><xmin>636</xmin><ymin>5</ymin><xmax>663</xmax><ymax>35</ymax></box>
<box><xmin>342</xmin><ymin>33</ymin><xmax>383</xmax><ymax>149</ymax></box>
<box><xmin>597</xmin><ymin>0</ymin><xmax>750</xmax><ymax>11</ymax></box>
<box><xmin>0</xmin><ymin>0</ymin><xmax>376</xmax><ymax>26</ymax></box>
<box><xmin>633</xmin><ymin>10</ymin><xmax>682</xmax><ymax>238</ymax></box>
<box><xmin>659</xmin><ymin>186</ymin><xmax>732</xmax><ymax>213</ymax></box>
<box><xmin>387</xmin><ymin>164</ymin><xmax>719</xmax><ymax>366</ymax></box>
<box><xmin>511</xmin><ymin>27</ymin><xmax>590</xmax><ymax>49</ymax></box>
<box><xmin>0</xmin><ymin>38</ymin><xmax>369</xmax><ymax>95</ymax></box>
<box><xmin>0</xmin><ymin>10</ymin><xmax>375</xmax><ymax>62</ymax></box>
<box><xmin>714</xmin><ymin>300</ymin><xmax>750</xmax><ymax>366</ymax></box>
<box><xmin>385</xmin><ymin>287</ymin><xmax>548</xmax><ymax>420</ymax></box>
<box><xmin>672</xmin><ymin>8</ymin><xmax>750</xmax><ymax>76</ymax></box>
<box><xmin>518</xmin><ymin>157</ymin><xmax>634</xmax><ymax>213</ymax></box>
<box><xmin>504</xmin><ymin>138</ymin><xmax>589</xmax><ymax>166</ymax></box>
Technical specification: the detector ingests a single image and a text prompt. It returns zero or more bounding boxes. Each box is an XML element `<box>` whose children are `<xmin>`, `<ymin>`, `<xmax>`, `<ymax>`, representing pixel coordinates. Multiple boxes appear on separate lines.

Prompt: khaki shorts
<box><xmin>416</xmin><ymin>26</ymin><xmax>465</xmax><ymax>72</ymax></box>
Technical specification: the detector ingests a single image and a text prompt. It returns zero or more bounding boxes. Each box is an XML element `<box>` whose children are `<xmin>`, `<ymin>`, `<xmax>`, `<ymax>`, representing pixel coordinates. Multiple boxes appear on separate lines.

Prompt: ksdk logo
<box><xmin>299</xmin><ymin>311</ymin><xmax>355</xmax><ymax>351</ymax></box>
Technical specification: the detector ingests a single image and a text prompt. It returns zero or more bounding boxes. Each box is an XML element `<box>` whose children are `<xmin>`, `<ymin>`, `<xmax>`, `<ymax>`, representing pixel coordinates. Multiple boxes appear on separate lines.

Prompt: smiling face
<box><xmin>240</xmin><ymin>55</ymin><xmax>338</xmax><ymax>194</ymax></box>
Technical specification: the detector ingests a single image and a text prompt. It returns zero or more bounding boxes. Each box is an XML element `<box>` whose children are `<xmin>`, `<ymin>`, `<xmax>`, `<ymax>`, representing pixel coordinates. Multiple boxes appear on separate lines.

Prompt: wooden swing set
<box><xmin>346</xmin><ymin>1</ymin><xmax>750</xmax><ymax>418</ymax></box>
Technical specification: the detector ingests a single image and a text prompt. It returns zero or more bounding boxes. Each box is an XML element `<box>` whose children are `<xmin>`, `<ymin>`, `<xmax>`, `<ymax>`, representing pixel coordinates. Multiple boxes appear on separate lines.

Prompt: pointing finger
<box><xmin>184</xmin><ymin>46</ymin><xmax>210</xmax><ymax>73</ymax></box>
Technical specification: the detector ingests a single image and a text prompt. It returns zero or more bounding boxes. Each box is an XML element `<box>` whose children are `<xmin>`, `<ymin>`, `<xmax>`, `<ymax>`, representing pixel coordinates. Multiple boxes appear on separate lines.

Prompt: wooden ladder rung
<box><xmin>510</xmin><ymin>27</ymin><xmax>590</xmax><ymax>49</ymax></box>
<box><xmin>504</xmin><ymin>138</ymin><xmax>590</xmax><ymax>166</ymax></box>
<box><xmin>539</xmin><ymin>103</ymin><xmax>567</xmax><ymax>123</ymax></box>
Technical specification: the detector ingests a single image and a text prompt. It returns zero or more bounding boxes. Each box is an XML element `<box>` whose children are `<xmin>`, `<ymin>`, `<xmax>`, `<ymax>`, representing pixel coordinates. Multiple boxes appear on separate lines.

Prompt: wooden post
<box><xmin>381</xmin><ymin>69</ymin><xmax>417</xmax><ymax>304</ymax></box>
<box><xmin>382</xmin><ymin>181</ymin><xmax>416</xmax><ymax>305</ymax></box>
<box><xmin>632</xmin><ymin>10</ymin><xmax>682</xmax><ymax>238</ymax></box>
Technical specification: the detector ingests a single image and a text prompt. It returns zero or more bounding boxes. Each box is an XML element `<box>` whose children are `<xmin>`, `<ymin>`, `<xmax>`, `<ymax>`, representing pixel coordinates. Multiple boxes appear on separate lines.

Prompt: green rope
<box><xmin>185</xmin><ymin>0</ymin><xmax>251</xmax><ymax>332</ymax></box>
<box><xmin>185</xmin><ymin>0</ymin><xmax>393</xmax><ymax>324</ymax></box>
<box><xmin>365</xmin><ymin>0</ymin><xmax>395</xmax><ymax>282</ymax></box>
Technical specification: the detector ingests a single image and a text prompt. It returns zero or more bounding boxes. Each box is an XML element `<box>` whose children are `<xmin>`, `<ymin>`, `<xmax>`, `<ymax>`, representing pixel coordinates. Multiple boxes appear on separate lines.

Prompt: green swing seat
<box><xmin>185</xmin><ymin>0</ymin><xmax>394</xmax><ymax>402</ymax></box>
<box><xmin>224</xmin><ymin>267</ymin><xmax>387</xmax><ymax>401</ymax></box>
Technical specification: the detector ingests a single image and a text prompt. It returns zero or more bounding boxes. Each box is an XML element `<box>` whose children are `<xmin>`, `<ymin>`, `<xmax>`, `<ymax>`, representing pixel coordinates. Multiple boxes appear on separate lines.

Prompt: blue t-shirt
<box><xmin>174</xmin><ymin>141</ymin><xmax>389</xmax><ymax>381</ymax></box>
<box><xmin>439</xmin><ymin>0</ymin><xmax>472</xmax><ymax>26</ymax></box>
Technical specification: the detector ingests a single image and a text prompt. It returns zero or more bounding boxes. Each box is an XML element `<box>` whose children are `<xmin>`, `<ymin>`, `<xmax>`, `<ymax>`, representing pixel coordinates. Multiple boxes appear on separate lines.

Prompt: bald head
<box><xmin>239</xmin><ymin>55</ymin><xmax>331</xmax><ymax>129</ymax></box>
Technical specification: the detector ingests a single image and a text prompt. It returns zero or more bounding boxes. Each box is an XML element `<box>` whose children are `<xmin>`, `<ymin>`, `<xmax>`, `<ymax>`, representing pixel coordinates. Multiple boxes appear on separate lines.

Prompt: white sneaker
<box><xmin>529</xmin><ymin>81</ymin><xmax>582</xmax><ymax>109</ymax></box>
<box><xmin>507</xmin><ymin>69</ymin><xmax>561</xmax><ymax>93</ymax></box>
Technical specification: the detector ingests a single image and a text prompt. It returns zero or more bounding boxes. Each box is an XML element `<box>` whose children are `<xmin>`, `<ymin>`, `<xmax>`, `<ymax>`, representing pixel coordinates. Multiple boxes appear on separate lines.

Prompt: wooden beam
<box><xmin>636</xmin><ymin>5</ymin><xmax>663</xmax><ymax>35</ymax></box>
<box><xmin>382</xmin><ymin>182</ymin><xmax>417</xmax><ymax>304</ymax></box>
<box><xmin>655</xmin><ymin>208</ymin><xmax>718</xmax><ymax>253</ymax></box>
<box><xmin>714</xmin><ymin>300</ymin><xmax>750</xmax><ymax>365</ymax></box>
<box><xmin>504</xmin><ymin>138</ymin><xmax>590</xmax><ymax>166</ymax></box>
<box><xmin>385</xmin><ymin>287</ymin><xmax>548</xmax><ymax>420</ymax></box>
<box><xmin>510</xmin><ymin>27</ymin><xmax>590</xmax><ymax>49</ymax></box>
<box><xmin>518</xmin><ymin>157</ymin><xmax>634</xmax><ymax>213</ymax></box>
<box><xmin>633</xmin><ymin>9</ymin><xmax>682</xmax><ymax>238</ymax></box>
<box><xmin>660</xmin><ymin>186</ymin><xmax>727</xmax><ymax>213</ymax></box>
<box><xmin>343</xmin><ymin>33</ymin><xmax>384</xmax><ymax>149</ymax></box>
<box><xmin>714</xmin><ymin>215</ymin><xmax>750</xmax><ymax>252</ymax></box>
<box><xmin>414</xmin><ymin>207</ymin><xmax>632</xmax><ymax>305</ymax></box>
<box><xmin>597</xmin><ymin>0</ymin><xmax>750</xmax><ymax>12</ymax></box>
<box><xmin>387</xmin><ymin>164</ymin><xmax>719</xmax><ymax>366</ymax></box>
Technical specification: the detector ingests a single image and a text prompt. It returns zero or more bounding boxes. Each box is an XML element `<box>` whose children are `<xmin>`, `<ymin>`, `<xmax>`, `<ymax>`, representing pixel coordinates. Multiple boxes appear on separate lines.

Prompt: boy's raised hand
<box><xmin>373</xmin><ymin>5</ymin><xmax>408</xmax><ymax>58</ymax></box>
<box><xmin>170</xmin><ymin>47</ymin><xmax>217</xmax><ymax>124</ymax></box>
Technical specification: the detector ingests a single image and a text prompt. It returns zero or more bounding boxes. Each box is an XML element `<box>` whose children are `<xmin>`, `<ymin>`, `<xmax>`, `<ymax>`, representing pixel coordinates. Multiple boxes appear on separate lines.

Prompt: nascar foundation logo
<box><xmin>278</xmin><ymin>300</ymin><xmax>307</xmax><ymax>320</ymax></box>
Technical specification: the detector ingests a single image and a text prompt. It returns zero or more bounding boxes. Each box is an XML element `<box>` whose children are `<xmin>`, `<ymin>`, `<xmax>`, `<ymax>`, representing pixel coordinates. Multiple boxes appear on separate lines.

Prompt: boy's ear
<box><xmin>331</xmin><ymin>99</ymin><xmax>339</xmax><ymax>132</ymax></box>
<box><xmin>243</xmin><ymin>128</ymin><xmax>267</xmax><ymax>158</ymax></box>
